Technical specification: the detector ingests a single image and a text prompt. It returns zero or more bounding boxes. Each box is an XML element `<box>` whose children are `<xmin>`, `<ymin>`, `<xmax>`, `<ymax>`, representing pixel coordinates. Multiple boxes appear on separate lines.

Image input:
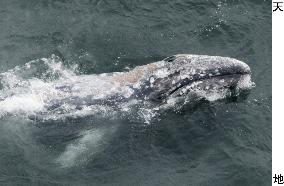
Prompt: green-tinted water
<box><xmin>0</xmin><ymin>1</ymin><xmax>271</xmax><ymax>185</ymax></box>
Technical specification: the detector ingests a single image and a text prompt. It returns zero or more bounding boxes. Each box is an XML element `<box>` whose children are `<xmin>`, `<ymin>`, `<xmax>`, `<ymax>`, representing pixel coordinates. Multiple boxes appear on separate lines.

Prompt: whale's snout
<box><xmin>163</xmin><ymin>54</ymin><xmax>251</xmax><ymax>78</ymax></box>
<box><xmin>204</xmin><ymin>55</ymin><xmax>251</xmax><ymax>77</ymax></box>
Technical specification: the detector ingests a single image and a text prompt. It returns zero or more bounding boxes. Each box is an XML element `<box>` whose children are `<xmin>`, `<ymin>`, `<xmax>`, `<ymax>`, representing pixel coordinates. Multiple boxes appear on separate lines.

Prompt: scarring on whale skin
<box><xmin>49</xmin><ymin>54</ymin><xmax>253</xmax><ymax>110</ymax></box>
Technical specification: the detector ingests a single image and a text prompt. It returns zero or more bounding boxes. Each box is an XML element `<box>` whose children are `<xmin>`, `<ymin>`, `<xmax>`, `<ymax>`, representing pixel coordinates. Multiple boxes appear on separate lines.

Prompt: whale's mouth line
<box><xmin>167</xmin><ymin>72</ymin><xmax>249</xmax><ymax>96</ymax></box>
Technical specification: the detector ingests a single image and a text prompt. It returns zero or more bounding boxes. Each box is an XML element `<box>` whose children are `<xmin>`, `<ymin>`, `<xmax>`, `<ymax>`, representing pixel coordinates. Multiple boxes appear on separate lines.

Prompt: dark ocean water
<box><xmin>0</xmin><ymin>0</ymin><xmax>271</xmax><ymax>186</ymax></box>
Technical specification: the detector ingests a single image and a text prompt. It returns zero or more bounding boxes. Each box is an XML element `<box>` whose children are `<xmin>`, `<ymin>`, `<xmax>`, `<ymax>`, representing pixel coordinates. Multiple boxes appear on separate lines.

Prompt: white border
<box><xmin>272</xmin><ymin>2</ymin><xmax>284</xmax><ymax>184</ymax></box>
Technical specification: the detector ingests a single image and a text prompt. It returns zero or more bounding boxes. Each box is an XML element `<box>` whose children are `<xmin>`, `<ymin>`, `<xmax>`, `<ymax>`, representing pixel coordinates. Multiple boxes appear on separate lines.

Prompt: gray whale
<box><xmin>49</xmin><ymin>54</ymin><xmax>253</xmax><ymax>110</ymax></box>
<box><xmin>0</xmin><ymin>54</ymin><xmax>254</xmax><ymax>119</ymax></box>
<box><xmin>0</xmin><ymin>54</ymin><xmax>254</xmax><ymax>167</ymax></box>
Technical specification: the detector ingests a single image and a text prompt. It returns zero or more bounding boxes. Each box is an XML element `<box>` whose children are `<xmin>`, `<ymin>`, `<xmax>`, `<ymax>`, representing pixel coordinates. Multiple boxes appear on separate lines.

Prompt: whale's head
<box><xmin>141</xmin><ymin>54</ymin><xmax>254</xmax><ymax>103</ymax></box>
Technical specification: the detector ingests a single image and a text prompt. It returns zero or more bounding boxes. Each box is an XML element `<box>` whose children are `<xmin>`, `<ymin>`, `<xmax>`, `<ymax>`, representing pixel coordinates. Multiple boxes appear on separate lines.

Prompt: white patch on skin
<box><xmin>149</xmin><ymin>77</ymin><xmax>155</xmax><ymax>84</ymax></box>
<box><xmin>133</xmin><ymin>83</ymin><xmax>141</xmax><ymax>89</ymax></box>
<box><xmin>188</xmin><ymin>81</ymin><xmax>202</xmax><ymax>89</ymax></box>
<box><xmin>149</xmin><ymin>77</ymin><xmax>155</xmax><ymax>88</ymax></box>
<box><xmin>190</xmin><ymin>69</ymin><xmax>196</xmax><ymax>75</ymax></box>
<box><xmin>180</xmin><ymin>75</ymin><xmax>188</xmax><ymax>80</ymax></box>
<box><xmin>155</xmin><ymin>68</ymin><xmax>169</xmax><ymax>78</ymax></box>
<box><xmin>124</xmin><ymin>87</ymin><xmax>134</xmax><ymax>98</ymax></box>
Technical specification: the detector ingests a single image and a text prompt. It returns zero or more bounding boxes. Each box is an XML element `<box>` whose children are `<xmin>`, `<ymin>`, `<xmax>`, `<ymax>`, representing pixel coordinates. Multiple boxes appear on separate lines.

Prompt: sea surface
<box><xmin>0</xmin><ymin>0</ymin><xmax>271</xmax><ymax>186</ymax></box>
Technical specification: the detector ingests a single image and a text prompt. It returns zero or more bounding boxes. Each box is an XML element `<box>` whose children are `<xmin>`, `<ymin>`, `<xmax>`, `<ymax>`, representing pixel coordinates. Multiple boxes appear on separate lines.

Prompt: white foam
<box><xmin>138</xmin><ymin>108</ymin><xmax>158</xmax><ymax>124</ymax></box>
<box><xmin>237</xmin><ymin>74</ymin><xmax>255</xmax><ymax>90</ymax></box>
<box><xmin>0</xmin><ymin>94</ymin><xmax>44</xmax><ymax>114</ymax></box>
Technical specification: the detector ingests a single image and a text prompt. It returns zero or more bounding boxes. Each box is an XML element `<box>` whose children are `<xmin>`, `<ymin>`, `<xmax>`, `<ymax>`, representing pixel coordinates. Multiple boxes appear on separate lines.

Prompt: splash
<box><xmin>0</xmin><ymin>55</ymin><xmax>158</xmax><ymax>123</ymax></box>
<box><xmin>0</xmin><ymin>55</ymin><xmax>77</xmax><ymax>117</ymax></box>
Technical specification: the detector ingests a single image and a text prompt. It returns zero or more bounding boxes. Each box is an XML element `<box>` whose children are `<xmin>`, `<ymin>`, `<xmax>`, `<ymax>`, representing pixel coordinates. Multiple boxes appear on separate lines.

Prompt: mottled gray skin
<box><xmin>50</xmin><ymin>54</ymin><xmax>252</xmax><ymax>110</ymax></box>
<box><xmin>129</xmin><ymin>54</ymin><xmax>251</xmax><ymax>103</ymax></box>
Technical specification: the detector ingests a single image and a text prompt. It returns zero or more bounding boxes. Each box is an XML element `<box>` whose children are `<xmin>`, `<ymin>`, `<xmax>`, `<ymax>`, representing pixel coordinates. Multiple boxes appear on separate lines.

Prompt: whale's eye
<box><xmin>163</xmin><ymin>55</ymin><xmax>176</xmax><ymax>62</ymax></box>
